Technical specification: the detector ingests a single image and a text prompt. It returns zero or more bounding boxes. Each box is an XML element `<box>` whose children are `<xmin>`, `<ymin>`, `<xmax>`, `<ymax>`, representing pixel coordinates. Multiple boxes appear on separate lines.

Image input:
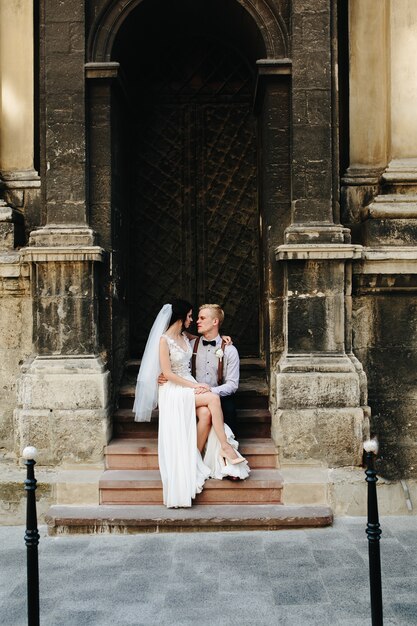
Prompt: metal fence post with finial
<box><xmin>363</xmin><ymin>438</ymin><xmax>383</xmax><ymax>626</ymax></box>
<box><xmin>23</xmin><ymin>446</ymin><xmax>40</xmax><ymax>626</ymax></box>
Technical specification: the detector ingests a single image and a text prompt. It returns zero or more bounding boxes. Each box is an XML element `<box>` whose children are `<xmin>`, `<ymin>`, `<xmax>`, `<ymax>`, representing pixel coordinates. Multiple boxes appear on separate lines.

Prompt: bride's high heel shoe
<box><xmin>220</xmin><ymin>446</ymin><xmax>246</xmax><ymax>465</ymax></box>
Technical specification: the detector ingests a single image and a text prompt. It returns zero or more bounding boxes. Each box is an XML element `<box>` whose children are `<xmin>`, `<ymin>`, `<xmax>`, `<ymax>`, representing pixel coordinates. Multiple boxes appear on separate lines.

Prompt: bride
<box><xmin>133</xmin><ymin>299</ymin><xmax>250</xmax><ymax>508</ymax></box>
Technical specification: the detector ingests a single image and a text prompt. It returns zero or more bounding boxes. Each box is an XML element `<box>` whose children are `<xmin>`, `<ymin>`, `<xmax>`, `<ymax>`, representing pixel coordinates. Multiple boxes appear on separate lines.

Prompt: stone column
<box><xmin>341</xmin><ymin>0</ymin><xmax>390</xmax><ymax>228</ymax></box>
<box><xmin>14</xmin><ymin>0</ymin><xmax>111</xmax><ymax>466</ymax></box>
<box><xmin>255</xmin><ymin>60</ymin><xmax>291</xmax><ymax>371</ymax></box>
<box><xmin>0</xmin><ymin>0</ymin><xmax>40</xmax><ymax>237</ymax></box>
<box><xmin>350</xmin><ymin>1</ymin><xmax>417</xmax><ymax>479</ymax></box>
<box><xmin>273</xmin><ymin>0</ymin><xmax>368</xmax><ymax>467</ymax></box>
<box><xmin>347</xmin><ymin>0</ymin><xmax>417</xmax><ymax>244</ymax></box>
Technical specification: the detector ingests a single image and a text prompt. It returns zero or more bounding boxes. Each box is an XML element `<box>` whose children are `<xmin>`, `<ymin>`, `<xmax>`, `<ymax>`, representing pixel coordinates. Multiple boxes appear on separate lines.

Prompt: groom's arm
<box><xmin>210</xmin><ymin>345</ymin><xmax>239</xmax><ymax>397</ymax></box>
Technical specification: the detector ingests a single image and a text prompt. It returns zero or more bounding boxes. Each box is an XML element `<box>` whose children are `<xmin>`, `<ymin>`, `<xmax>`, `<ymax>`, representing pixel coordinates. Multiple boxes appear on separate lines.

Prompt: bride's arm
<box><xmin>159</xmin><ymin>337</ymin><xmax>208</xmax><ymax>390</ymax></box>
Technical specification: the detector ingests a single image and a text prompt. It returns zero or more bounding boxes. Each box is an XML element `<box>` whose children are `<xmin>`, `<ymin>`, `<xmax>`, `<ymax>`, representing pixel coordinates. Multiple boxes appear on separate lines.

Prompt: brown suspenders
<box><xmin>191</xmin><ymin>336</ymin><xmax>200</xmax><ymax>379</ymax></box>
<box><xmin>192</xmin><ymin>337</ymin><xmax>226</xmax><ymax>386</ymax></box>
<box><xmin>217</xmin><ymin>339</ymin><xmax>226</xmax><ymax>385</ymax></box>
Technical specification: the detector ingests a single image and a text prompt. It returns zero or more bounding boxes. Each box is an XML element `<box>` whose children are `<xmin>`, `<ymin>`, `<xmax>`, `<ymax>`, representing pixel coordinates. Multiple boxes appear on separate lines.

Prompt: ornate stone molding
<box><xmin>341</xmin><ymin>166</ymin><xmax>384</xmax><ymax>187</ymax></box>
<box><xmin>283</xmin><ymin>224</ymin><xmax>351</xmax><ymax>245</ymax></box>
<box><xmin>0</xmin><ymin>251</ymin><xmax>28</xmax><ymax>279</ymax></box>
<box><xmin>85</xmin><ymin>61</ymin><xmax>120</xmax><ymax>80</ymax></box>
<box><xmin>87</xmin><ymin>0</ymin><xmax>288</xmax><ymax>62</ymax></box>
<box><xmin>382</xmin><ymin>158</ymin><xmax>417</xmax><ymax>189</ymax></box>
<box><xmin>0</xmin><ymin>169</ymin><xmax>41</xmax><ymax>189</ymax></box>
<box><xmin>361</xmin><ymin>194</ymin><xmax>417</xmax><ymax>220</ymax></box>
<box><xmin>354</xmin><ymin>246</ymin><xmax>417</xmax><ymax>275</ymax></box>
<box><xmin>22</xmin><ymin>247</ymin><xmax>104</xmax><ymax>263</ymax></box>
<box><xmin>276</xmin><ymin>243</ymin><xmax>363</xmax><ymax>261</ymax></box>
<box><xmin>254</xmin><ymin>58</ymin><xmax>291</xmax><ymax>111</ymax></box>
<box><xmin>278</xmin><ymin>353</ymin><xmax>359</xmax><ymax>374</ymax></box>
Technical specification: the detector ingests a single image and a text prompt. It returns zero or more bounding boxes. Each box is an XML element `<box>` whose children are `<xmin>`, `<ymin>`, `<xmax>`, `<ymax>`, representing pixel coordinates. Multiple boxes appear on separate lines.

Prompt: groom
<box><xmin>191</xmin><ymin>304</ymin><xmax>239</xmax><ymax>452</ymax></box>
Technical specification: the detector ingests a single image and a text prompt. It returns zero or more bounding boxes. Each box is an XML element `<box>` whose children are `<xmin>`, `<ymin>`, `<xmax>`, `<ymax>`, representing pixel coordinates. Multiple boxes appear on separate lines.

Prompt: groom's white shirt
<box><xmin>190</xmin><ymin>334</ymin><xmax>239</xmax><ymax>396</ymax></box>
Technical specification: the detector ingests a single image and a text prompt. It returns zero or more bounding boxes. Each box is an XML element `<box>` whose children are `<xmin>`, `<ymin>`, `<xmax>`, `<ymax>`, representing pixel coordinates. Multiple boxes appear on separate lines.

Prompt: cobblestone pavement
<box><xmin>1</xmin><ymin>517</ymin><xmax>416</xmax><ymax>625</ymax></box>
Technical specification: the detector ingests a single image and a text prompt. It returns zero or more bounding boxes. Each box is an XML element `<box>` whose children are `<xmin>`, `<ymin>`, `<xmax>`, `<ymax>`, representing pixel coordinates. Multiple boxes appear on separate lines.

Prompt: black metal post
<box><xmin>24</xmin><ymin>449</ymin><xmax>40</xmax><ymax>626</ymax></box>
<box><xmin>364</xmin><ymin>443</ymin><xmax>383</xmax><ymax>626</ymax></box>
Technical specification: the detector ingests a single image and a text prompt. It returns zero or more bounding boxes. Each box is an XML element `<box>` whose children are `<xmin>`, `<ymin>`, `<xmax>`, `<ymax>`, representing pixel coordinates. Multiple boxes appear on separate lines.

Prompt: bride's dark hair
<box><xmin>169</xmin><ymin>299</ymin><xmax>193</xmax><ymax>329</ymax></box>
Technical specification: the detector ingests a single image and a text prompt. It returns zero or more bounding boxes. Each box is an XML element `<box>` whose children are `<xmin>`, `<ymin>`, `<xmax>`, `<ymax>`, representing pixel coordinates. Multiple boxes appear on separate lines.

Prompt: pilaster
<box><xmin>41</xmin><ymin>0</ymin><xmax>87</xmax><ymax>225</ymax></box>
<box><xmin>290</xmin><ymin>0</ymin><xmax>335</xmax><ymax>233</ymax></box>
<box><xmin>15</xmin><ymin>228</ymin><xmax>111</xmax><ymax>465</ymax></box>
<box><xmin>274</xmin><ymin>244</ymin><xmax>369</xmax><ymax>465</ymax></box>
<box><xmin>272</xmin><ymin>2</ymin><xmax>369</xmax><ymax>467</ymax></box>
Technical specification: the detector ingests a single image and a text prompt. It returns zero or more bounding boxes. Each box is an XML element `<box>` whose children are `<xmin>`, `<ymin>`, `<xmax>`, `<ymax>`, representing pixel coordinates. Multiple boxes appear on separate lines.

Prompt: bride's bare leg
<box><xmin>196</xmin><ymin>407</ymin><xmax>212</xmax><ymax>453</ymax></box>
<box><xmin>195</xmin><ymin>392</ymin><xmax>238</xmax><ymax>460</ymax></box>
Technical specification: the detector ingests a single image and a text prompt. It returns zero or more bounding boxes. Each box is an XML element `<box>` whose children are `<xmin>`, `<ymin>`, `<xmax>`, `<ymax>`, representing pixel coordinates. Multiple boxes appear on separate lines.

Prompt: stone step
<box><xmin>99</xmin><ymin>469</ymin><xmax>283</xmax><ymax>505</ymax></box>
<box><xmin>45</xmin><ymin>503</ymin><xmax>333</xmax><ymax>534</ymax></box>
<box><xmin>105</xmin><ymin>437</ymin><xmax>278</xmax><ymax>470</ymax></box>
<box><xmin>125</xmin><ymin>357</ymin><xmax>266</xmax><ymax>376</ymax></box>
<box><xmin>113</xmin><ymin>408</ymin><xmax>271</xmax><ymax>438</ymax></box>
<box><xmin>118</xmin><ymin>383</ymin><xmax>269</xmax><ymax>410</ymax></box>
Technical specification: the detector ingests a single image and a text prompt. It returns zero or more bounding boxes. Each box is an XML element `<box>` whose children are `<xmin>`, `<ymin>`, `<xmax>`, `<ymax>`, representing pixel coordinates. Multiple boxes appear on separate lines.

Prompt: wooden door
<box><xmin>128</xmin><ymin>38</ymin><xmax>259</xmax><ymax>357</ymax></box>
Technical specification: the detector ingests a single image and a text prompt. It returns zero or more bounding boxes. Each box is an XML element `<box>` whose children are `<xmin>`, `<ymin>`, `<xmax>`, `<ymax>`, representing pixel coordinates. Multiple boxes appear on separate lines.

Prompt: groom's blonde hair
<box><xmin>199</xmin><ymin>304</ymin><xmax>225</xmax><ymax>327</ymax></box>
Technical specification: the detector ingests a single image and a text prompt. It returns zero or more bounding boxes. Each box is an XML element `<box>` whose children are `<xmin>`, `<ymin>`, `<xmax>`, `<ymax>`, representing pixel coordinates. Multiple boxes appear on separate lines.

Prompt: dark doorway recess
<box><xmin>113</xmin><ymin>0</ymin><xmax>264</xmax><ymax>358</ymax></box>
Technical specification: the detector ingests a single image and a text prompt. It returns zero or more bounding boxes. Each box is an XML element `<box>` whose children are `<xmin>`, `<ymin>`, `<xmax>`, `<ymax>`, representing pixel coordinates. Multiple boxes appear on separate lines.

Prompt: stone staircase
<box><xmin>101</xmin><ymin>359</ymin><xmax>282</xmax><ymax>506</ymax></box>
<box><xmin>45</xmin><ymin>359</ymin><xmax>333</xmax><ymax>533</ymax></box>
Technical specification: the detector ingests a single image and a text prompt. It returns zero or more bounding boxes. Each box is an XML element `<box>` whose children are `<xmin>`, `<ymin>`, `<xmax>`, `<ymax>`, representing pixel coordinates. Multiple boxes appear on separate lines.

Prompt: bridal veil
<box><xmin>133</xmin><ymin>303</ymin><xmax>172</xmax><ymax>422</ymax></box>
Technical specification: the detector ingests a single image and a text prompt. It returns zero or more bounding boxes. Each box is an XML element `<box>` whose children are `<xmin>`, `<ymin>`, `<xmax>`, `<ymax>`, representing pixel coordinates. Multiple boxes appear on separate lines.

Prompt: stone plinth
<box><xmin>272</xmin><ymin>354</ymin><xmax>367</xmax><ymax>467</ymax></box>
<box><xmin>274</xmin><ymin>242</ymin><xmax>368</xmax><ymax>467</ymax></box>
<box><xmin>14</xmin><ymin>355</ymin><xmax>111</xmax><ymax>466</ymax></box>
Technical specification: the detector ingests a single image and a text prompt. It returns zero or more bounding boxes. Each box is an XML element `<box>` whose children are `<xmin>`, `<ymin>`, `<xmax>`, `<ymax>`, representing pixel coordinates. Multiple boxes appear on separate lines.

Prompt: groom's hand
<box><xmin>158</xmin><ymin>373</ymin><xmax>168</xmax><ymax>386</ymax></box>
<box><xmin>194</xmin><ymin>383</ymin><xmax>211</xmax><ymax>394</ymax></box>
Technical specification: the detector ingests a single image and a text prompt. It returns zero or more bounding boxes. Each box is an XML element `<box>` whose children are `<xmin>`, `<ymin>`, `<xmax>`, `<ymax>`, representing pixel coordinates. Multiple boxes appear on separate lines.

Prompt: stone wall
<box><xmin>344</xmin><ymin>0</ymin><xmax>417</xmax><ymax>480</ymax></box>
<box><xmin>353</xmin><ymin>290</ymin><xmax>417</xmax><ymax>480</ymax></box>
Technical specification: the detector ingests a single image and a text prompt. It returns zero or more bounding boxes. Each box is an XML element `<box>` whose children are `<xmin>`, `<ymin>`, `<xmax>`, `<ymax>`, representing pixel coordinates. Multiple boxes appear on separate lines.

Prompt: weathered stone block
<box><xmin>362</xmin><ymin>218</ymin><xmax>417</xmax><ymax>246</ymax></box>
<box><xmin>17</xmin><ymin>357</ymin><xmax>109</xmax><ymax>411</ymax></box>
<box><xmin>292</xmin><ymin>0</ymin><xmax>330</xmax><ymax>15</ymax></box>
<box><xmin>15</xmin><ymin>409</ymin><xmax>109</xmax><ymax>466</ymax></box>
<box><xmin>287</xmin><ymin>296</ymin><xmax>327</xmax><ymax>352</ymax></box>
<box><xmin>272</xmin><ymin>407</ymin><xmax>365</xmax><ymax>466</ymax></box>
<box><xmin>292</xmin><ymin>199</ymin><xmax>333</xmax><ymax>223</ymax></box>
<box><xmin>45</xmin><ymin>21</ymin><xmax>70</xmax><ymax>53</ymax></box>
<box><xmin>292</xmin><ymin>124</ymin><xmax>332</xmax><ymax>164</ymax></box>
<box><xmin>305</xmin><ymin>160</ymin><xmax>332</xmax><ymax>198</ymax></box>
<box><xmin>0</xmin><ymin>223</ymin><xmax>14</xmax><ymax>250</ymax></box>
<box><xmin>288</xmin><ymin>259</ymin><xmax>345</xmax><ymax>293</ymax></box>
<box><xmin>293</xmin><ymin>50</ymin><xmax>331</xmax><ymax>90</ymax></box>
<box><xmin>14</xmin><ymin>356</ymin><xmax>111</xmax><ymax>465</ymax></box>
<box><xmin>276</xmin><ymin>371</ymin><xmax>361</xmax><ymax>409</ymax></box>
<box><xmin>306</xmin><ymin>90</ymin><xmax>331</xmax><ymax>126</ymax></box>
<box><xmin>45</xmin><ymin>0</ymin><xmax>84</xmax><ymax>24</ymax></box>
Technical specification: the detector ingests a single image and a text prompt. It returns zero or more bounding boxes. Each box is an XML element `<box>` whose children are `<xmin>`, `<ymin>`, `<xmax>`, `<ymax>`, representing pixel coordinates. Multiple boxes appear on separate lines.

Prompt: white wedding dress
<box><xmin>158</xmin><ymin>334</ymin><xmax>250</xmax><ymax>508</ymax></box>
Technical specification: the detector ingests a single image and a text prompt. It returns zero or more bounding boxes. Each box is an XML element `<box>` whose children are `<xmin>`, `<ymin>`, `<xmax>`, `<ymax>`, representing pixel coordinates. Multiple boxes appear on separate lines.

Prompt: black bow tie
<box><xmin>202</xmin><ymin>340</ymin><xmax>216</xmax><ymax>347</ymax></box>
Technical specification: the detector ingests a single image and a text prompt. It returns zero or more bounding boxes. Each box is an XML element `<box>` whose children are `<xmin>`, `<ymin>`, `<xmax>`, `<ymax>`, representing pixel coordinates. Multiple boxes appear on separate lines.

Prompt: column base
<box><xmin>14</xmin><ymin>355</ymin><xmax>111</xmax><ymax>466</ymax></box>
<box><xmin>29</xmin><ymin>224</ymin><xmax>97</xmax><ymax>247</ymax></box>
<box><xmin>272</xmin><ymin>353</ymin><xmax>369</xmax><ymax>466</ymax></box>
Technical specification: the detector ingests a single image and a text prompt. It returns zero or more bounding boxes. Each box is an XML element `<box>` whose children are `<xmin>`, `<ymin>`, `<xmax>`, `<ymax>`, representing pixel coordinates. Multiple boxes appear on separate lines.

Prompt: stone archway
<box><xmin>86</xmin><ymin>0</ymin><xmax>292</xmax><ymax>363</ymax></box>
<box><xmin>87</xmin><ymin>0</ymin><xmax>289</xmax><ymax>63</ymax></box>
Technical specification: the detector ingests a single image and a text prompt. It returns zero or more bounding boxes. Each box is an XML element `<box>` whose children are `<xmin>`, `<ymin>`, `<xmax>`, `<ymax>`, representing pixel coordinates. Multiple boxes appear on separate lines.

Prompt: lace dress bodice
<box><xmin>162</xmin><ymin>334</ymin><xmax>193</xmax><ymax>379</ymax></box>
